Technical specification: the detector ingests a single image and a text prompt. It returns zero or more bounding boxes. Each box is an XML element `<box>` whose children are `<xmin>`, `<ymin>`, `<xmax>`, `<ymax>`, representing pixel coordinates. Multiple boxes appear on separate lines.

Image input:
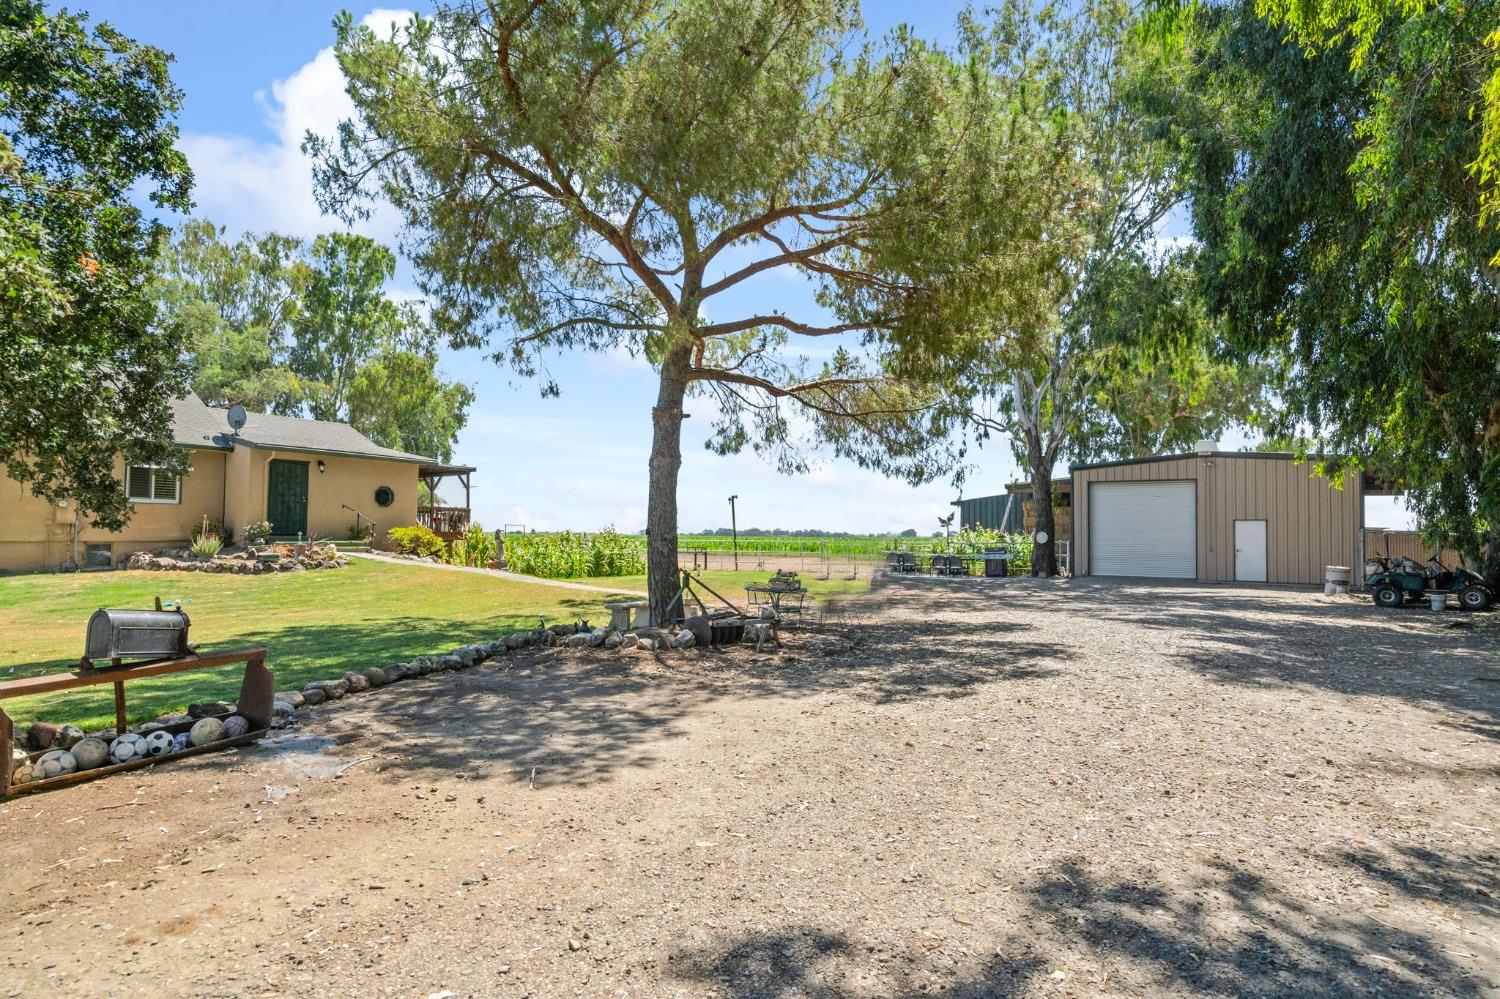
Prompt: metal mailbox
<box><xmin>84</xmin><ymin>607</ymin><xmax>192</xmax><ymax>665</ymax></box>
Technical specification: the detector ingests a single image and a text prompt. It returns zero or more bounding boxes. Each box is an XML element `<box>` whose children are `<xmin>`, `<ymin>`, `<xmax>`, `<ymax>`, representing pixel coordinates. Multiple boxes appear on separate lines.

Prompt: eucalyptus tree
<box><xmin>1165</xmin><ymin>3</ymin><xmax>1500</xmax><ymax>579</ymax></box>
<box><xmin>310</xmin><ymin>0</ymin><xmax>1005</xmax><ymax>619</ymax></box>
<box><xmin>0</xmin><ymin>1</ymin><xmax>193</xmax><ymax>530</ymax></box>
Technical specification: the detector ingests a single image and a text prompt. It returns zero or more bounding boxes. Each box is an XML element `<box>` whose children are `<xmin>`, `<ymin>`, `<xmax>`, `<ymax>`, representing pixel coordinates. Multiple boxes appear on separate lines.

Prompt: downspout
<box><xmin>222</xmin><ymin>443</ymin><xmax>231</xmax><ymax>540</ymax></box>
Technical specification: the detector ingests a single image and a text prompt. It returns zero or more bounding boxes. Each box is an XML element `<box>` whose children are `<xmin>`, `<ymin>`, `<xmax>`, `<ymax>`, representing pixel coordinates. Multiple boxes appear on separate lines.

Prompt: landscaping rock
<box><xmin>343</xmin><ymin>671</ymin><xmax>371</xmax><ymax>693</ymax></box>
<box><xmin>189</xmin><ymin>700</ymin><xmax>236</xmax><ymax>719</ymax></box>
<box><xmin>271</xmin><ymin>700</ymin><xmax>296</xmax><ymax>718</ymax></box>
<box><xmin>25</xmin><ymin>722</ymin><xmax>59</xmax><ymax>751</ymax></box>
<box><xmin>674</xmin><ymin>629</ymin><xmax>696</xmax><ymax>650</ymax></box>
<box><xmin>275</xmin><ymin>690</ymin><xmax>306</xmax><ymax>709</ymax></box>
<box><xmin>504</xmin><ymin>634</ymin><xmax>526</xmax><ymax>651</ymax></box>
<box><xmin>137</xmin><ymin>721</ymin><xmax>168</xmax><ymax>734</ymax></box>
<box><xmin>362</xmin><ymin>667</ymin><xmax>389</xmax><ymax>687</ymax></box>
<box><xmin>604</xmin><ymin>631</ymin><xmax>624</xmax><ymax>650</ymax></box>
<box><xmin>307</xmin><ymin>678</ymin><xmax>348</xmax><ymax>700</ymax></box>
<box><xmin>565</xmin><ymin>633</ymin><xmax>591</xmax><ymax>648</ymax></box>
<box><xmin>301</xmin><ymin>688</ymin><xmax>327</xmax><ymax>706</ymax></box>
<box><xmin>636</xmin><ymin>637</ymin><xmax>655</xmax><ymax>652</ymax></box>
<box><xmin>588</xmin><ymin>628</ymin><xmax>608</xmax><ymax>648</ymax></box>
<box><xmin>384</xmin><ymin>663</ymin><xmax>409</xmax><ymax>682</ymax></box>
<box><xmin>153</xmin><ymin>712</ymin><xmax>193</xmax><ymax>727</ymax></box>
<box><xmin>55</xmin><ymin>724</ymin><xmax>85</xmax><ymax>749</ymax></box>
<box><xmin>486</xmin><ymin>640</ymin><xmax>506</xmax><ymax>655</ymax></box>
<box><xmin>621</xmin><ymin>633</ymin><xmax>639</xmax><ymax>650</ymax></box>
<box><xmin>438</xmin><ymin>655</ymin><xmax>462</xmax><ymax>671</ymax></box>
<box><xmin>456</xmin><ymin>648</ymin><xmax>477</xmax><ymax>668</ymax></box>
<box><xmin>682</xmin><ymin>615</ymin><xmax>713</xmax><ymax>650</ymax></box>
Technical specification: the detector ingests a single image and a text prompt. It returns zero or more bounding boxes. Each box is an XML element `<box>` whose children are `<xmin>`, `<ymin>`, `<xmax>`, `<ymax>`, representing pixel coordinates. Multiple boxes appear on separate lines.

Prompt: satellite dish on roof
<box><xmin>227</xmin><ymin>404</ymin><xmax>248</xmax><ymax>433</ymax></box>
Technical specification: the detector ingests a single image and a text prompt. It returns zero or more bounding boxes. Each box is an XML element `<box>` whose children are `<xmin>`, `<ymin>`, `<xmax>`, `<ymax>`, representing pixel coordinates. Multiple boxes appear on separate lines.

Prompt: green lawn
<box><xmin>0</xmin><ymin>560</ymin><xmax>635</xmax><ymax>731</ymax></box>
<box><xmin>570</xmin><ymin>569</ymin><xmax>872</xmax><ymax>604</ymax></box>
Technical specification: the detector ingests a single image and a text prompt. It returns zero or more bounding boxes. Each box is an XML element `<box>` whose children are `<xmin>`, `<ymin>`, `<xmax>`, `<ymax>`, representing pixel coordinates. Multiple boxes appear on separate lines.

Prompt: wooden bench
<box><xmin>604</xmin><ymin>600</ymin><xmax>650</xmax><ymax>632</ymax></box>
<box><xmin>1</xmin><ymin>646</ymin><xmax>272</xmax><ymax>799</ymax></box>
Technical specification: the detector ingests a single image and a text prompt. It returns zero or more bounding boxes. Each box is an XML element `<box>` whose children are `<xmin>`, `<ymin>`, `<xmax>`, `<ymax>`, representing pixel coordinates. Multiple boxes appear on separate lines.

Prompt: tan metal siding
<box><xmin>1073</xmin><ymin>454</ymin><xmax>1360</xmax><ymax>585</ymax></box>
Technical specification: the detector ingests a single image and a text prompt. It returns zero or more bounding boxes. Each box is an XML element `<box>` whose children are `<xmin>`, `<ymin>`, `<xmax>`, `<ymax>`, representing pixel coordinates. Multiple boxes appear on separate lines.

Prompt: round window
<box><xmin>374</xmin><ymin>486</ymin><xmax>395</xmax><ymax>508</ymax></box>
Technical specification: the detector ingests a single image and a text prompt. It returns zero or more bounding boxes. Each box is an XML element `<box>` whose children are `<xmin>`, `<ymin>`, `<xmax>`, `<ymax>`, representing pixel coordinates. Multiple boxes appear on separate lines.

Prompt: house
<box><xmin>951</xmin><ymin>479</ymin><xmax>1071</xmax><ymax>535</ymax></box>
<box><xmin>1069</xmin><ymin>444</ymin><xmax>1364</xmax><ymax>584</ymax></box>
<box><xmin>0</xmin><ymin>393</ymin><xmax>475</xmax><ymax>574</ymax></box>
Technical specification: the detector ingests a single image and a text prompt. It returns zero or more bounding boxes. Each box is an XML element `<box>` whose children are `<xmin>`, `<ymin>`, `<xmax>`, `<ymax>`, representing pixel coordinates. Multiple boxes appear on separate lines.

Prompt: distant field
<box><xmin>675</xmin><ymin>534</ymin><xmax>936</xmax><ymax>557</ymax></box>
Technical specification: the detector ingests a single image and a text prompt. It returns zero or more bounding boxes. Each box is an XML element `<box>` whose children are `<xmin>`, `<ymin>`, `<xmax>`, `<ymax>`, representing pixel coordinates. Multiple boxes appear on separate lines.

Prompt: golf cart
<box><xmin>1366</xmin><ymin>551</ymin><xmax>1493</xmax><ymax>610</ymax></box>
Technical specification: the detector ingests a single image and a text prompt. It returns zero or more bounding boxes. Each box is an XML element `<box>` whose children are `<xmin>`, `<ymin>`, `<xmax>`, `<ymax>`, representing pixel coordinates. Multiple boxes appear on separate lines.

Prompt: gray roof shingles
<box><xmin>169</xmin><ymin>393</ymin><xmax>433</xmax><ymax>464</ymax></box>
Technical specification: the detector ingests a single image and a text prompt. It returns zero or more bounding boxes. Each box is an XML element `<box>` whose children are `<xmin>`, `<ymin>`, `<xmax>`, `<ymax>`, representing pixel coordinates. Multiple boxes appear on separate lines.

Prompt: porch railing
<box><xmin>418</xmin><ymin>505</ymin><xmax>471</xmax><ymax>536</ymax></box>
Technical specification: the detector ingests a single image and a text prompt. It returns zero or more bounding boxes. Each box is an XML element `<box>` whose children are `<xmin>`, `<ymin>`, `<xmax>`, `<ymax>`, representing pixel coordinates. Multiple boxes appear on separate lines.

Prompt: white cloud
<box><xmin>178</xmin><ymin>9</ymin><xmax>414</xmax><ymax>239</ymax></box>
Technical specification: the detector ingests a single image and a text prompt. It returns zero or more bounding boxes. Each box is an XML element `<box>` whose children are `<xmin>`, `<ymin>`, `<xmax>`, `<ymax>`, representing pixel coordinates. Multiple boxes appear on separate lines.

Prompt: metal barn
<box><xmin>1070</xmin><ymin>449</ymin><xmax>1363</xmax><ymax>585</ymax></box>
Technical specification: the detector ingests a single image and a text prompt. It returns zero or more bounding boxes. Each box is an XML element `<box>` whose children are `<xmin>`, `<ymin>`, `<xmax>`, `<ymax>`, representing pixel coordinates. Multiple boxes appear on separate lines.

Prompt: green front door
<box><xmin>267</xmin><ymin>459</ymin><xmax>309</xmax><ymax>538</ymax></box>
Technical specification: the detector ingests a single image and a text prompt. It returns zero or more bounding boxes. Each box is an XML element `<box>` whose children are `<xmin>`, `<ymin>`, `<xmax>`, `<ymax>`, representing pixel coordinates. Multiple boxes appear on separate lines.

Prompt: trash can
<box><xmin>984</xmin><ymin>549</ymin><xmax>1008</xmax><ymax>578</ymax></box>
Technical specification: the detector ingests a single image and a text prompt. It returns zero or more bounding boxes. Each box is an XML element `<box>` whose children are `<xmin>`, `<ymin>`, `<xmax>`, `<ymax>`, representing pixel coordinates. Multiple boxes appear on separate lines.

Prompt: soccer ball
<box><xmin>71</xmin><ymin>737</ymin><xmax>110</xmax><ymax>770</ymax></box>
<box><xmin>171</xmin><ymin>732</ymin><xmax>191</xmax><ymax>753</ymax></box>
<box><xmin>35</xmin><ymin>749</ymin><xmax>77</xmax><ymax>778</ymax></box>
<box><xmin>222</xmin><ymin>715</ymin><xmax>250</xmax><ymax>738</ymax></box>
<box><xmin>108</xmin><ymin>733</ymin><xmax>149</xmax><ymax>765</ymax></box>
<box><xmin>10</xmin><ymin>763</ymin><xmax>36</xmax><ymax>785</ymax></box>
<box><xmin>144</xmin><ymin>730</ymin><xmax>175</xmax><ymax>757</ymax></box>
<box><xmin>189</xmin><ymin>717</ymin><xmax>225</xmax><ymax>746</ymax></box>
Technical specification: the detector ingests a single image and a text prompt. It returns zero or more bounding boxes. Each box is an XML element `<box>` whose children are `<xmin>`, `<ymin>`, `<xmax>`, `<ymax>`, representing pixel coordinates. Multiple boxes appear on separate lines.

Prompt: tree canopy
<box><xmin>312</xmin><ymin>0</ymin><xmax>1006</xmax><ymax>618</ymax></box>
<box><xmin>0</xmin><ymin>0</ymin><xmax>193</xmax><ymax>530</ymax></box>
<box><xmin>156</xmin><ymin>221</ymin><xmax>474</xmax><ymax>462</ymax></box>
<box><xmin>1167</xmin><ymin>1</ymin><xmax>1500</xmax><ymax>577</ymax></box>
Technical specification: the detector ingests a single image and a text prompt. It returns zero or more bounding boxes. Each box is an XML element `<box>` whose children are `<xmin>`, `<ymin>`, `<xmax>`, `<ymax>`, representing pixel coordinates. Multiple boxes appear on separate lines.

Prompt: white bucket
<box><xmin>1430</xmin><ymin>592</ymin><xmax>1447</xmax><ymax>611</ymax></box>
<box><xmin>1326</xmin><ymin>565</ymin><xmax>1351</xmax><ymax>585</ymax></box>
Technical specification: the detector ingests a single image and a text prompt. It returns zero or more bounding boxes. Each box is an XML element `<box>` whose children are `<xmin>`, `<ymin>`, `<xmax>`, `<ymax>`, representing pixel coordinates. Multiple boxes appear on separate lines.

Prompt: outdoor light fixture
<box><xmin>317</xmin><ymin>460</ymin><xmax>326</xmax><ymax>473</ymax></box>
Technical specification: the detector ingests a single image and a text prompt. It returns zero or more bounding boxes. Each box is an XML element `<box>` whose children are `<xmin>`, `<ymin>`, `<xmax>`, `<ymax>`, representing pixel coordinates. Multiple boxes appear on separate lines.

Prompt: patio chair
<box><xmin>898</xmin><ymin>552</ymin><xmax>917</xmax><ymax>574</ymax></box>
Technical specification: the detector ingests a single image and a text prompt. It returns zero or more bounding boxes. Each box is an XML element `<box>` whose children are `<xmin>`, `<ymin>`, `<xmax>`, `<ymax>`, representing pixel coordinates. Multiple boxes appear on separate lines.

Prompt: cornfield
<box><xmin>505</xmin><ymin>529</ymin><xmax>646</xmax><ymax>578</ymax></box>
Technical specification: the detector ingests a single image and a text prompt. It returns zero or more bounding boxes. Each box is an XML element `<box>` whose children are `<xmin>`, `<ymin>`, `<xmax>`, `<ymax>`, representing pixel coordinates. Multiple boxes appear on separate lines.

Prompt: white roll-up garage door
<box><xmin>1088</xmin><ymin>480</ymin><xmax>1197</xmax><ymax>578</ymax></box>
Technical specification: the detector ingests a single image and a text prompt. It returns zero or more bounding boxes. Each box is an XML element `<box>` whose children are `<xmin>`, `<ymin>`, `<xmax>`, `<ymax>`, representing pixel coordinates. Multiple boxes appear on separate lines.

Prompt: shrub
<box><xmin>387</xmin><ymin>524</ymin><xmax>446</xmax><ymax>558</ymax></box>
<box><xmin>929</xmin><ymin>527</ymin><xmax>1034</xmax><ymax>574</ymax></box>
<box><xmin>242</xmin><ymin>521</ymin><xmax>272</xmax><ymax>544</ymax></box>
<box><xmin>190</xmin><ymin>533</ymin><xmax>223</xmax><ymax>557</ymax></box>
<box><xmin>347</xmin><ymin>522</ymin><xmax>375</xmax><ymax>541</ymax></box>
<box><xmin>505</xmin><ymin>529</ymin><xmax>646</xmax><ymax>578</ymax></box>
<box><xmin>448</xmin><ymin>522</ymin><xmax>497</xmax><ymax>568</ymax></box>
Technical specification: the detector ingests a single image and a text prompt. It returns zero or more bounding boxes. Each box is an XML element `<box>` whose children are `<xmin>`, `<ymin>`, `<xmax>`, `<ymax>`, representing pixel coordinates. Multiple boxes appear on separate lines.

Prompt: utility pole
<box><xmin>728</xmin><ymin>494</ymin><xmax>739</xmax><ymax>571</ymax></box>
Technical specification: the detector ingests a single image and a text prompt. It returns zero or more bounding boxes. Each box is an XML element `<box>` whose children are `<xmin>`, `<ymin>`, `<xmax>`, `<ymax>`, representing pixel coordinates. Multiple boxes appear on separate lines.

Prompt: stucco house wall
<box><xmin>0</xmin><ymin>449</ymin><xmax>227</xmax><ymax>574</ymax></box>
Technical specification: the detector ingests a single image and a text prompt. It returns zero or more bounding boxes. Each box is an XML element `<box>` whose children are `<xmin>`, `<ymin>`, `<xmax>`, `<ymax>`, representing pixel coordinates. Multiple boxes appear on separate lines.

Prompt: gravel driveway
<box><xmin>2</xmin><ymin>577</ymin><xmax>1497</xmax><ymax>998</ymax></box>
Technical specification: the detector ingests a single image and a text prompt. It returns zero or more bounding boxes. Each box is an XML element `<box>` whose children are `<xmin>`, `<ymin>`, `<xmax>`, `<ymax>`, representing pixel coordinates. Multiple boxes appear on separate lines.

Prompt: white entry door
<box><xmin>1234</xmin><ymin>519</ymin><xmax>1268</xmax><ymax>582</ymax></box>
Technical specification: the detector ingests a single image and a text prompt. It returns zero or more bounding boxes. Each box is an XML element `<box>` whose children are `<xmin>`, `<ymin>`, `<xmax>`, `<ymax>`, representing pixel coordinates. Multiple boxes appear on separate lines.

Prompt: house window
<box><xmin>374</xmin><ymin>485</ymin><xmax>395</xmax><ymax>508</ymax></box>
<box><xmin>83</xmin><ymin>543</ymin><xmax>114</xmax><ymax>570</ymax></box>
<box><xmin>126</xmin><ymin>464</ymin><xmax>180</xmax><ymax>503</ymax></box>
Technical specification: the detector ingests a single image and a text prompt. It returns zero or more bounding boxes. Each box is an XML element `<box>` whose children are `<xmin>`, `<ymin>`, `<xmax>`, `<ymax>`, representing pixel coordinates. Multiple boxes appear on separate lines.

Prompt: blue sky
<box><xmin>89</xmin><ymin>2</ymin><xmax>1412</xmax><ymax>533</ymax></box>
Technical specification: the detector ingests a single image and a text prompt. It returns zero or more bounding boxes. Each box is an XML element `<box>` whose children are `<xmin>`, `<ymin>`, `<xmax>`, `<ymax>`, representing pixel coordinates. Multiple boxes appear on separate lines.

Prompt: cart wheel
<box><xmin>1372</xmin><ymin>584</ymin><xmax>1403</xmax><ymax>608</ymax></box>
<box><xmin>1458</xmin><ymin>585</ymin><xmax>1491</xmax><ymax>611</ymax></box>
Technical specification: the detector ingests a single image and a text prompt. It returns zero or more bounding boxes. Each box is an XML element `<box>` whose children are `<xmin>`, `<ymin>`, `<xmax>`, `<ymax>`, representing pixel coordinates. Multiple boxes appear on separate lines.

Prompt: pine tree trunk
<box><xmin>1028</xmin><ymin>435</ymin><xmax>1058</xmax><ymax>577</ymax></box>
<box><xmin>647</xmin><ymin>344</ymin><xmax>692</xmax><ymax>626</ymax></box>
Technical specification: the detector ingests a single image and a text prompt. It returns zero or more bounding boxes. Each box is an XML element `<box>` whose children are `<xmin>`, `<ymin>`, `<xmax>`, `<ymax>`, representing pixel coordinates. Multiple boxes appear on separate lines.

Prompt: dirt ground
<box><xmin>3</xmin><ymin>578</ymin><xmax>1498</xmax><ymax>998</ymax></box>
